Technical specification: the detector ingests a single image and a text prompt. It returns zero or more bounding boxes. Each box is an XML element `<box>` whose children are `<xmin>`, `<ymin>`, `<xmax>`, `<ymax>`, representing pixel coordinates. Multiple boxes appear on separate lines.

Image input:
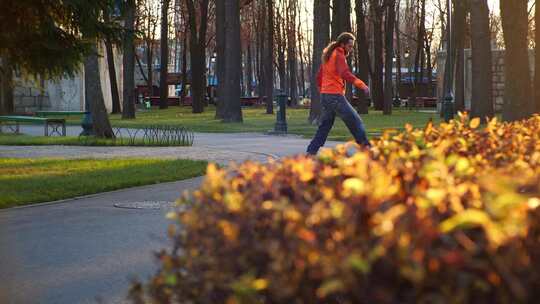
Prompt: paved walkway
<box><xmin>0</xmin><ymin>126</ymin><xmax>341</xmax><ymax>303</ymax></box>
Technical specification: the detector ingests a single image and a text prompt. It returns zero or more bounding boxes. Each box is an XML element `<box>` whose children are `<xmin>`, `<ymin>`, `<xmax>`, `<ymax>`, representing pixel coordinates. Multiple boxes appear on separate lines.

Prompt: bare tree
<box><xmin>287</xmin><ymin>0</ymin><xmax>299</xmax><ymax>106</ymax></box>
<box><xmin>453</xmin><ymin>0</ymin><xmax>467</xmax><ymax>113</ymax></box>
<box><xmin>159</xmin><ymin>0</ymin><xmax>171</xmax><ymax>109</ymax></box>
<box><xmin>355</xmin><ymin>0</ymin><xmax>371</xmax><ymax>114</ymax></box>
<box><xmin>122</xmin><ymin>0</ymin><xmax>136</xmax><ymax>119</ymax></box>
<box><xmin>309</xmin><ymin>0</ymin><xmax>330</xmax><ymax>124</ymax></box>
<box><xmin>470</xmin><ymin>0</ymin><xmax>493</xmax><ymax>119</ymax></box>
<box><xmin>535</xmin><ymin>0</ymin><xmax>540</xmax><ymax>113</ymax></box>
<box><xmin>263</xmin><ymin>0</ymin><xmax>274</xmax><ymax>114</ymax></box>
<box><xmin>500</xmin><ymin>0</ymin><xmax>533</xmax><ymax>121</ymax></box>
<box><xmin>384</xmin><ymin>0</ymin><xmax>396</xmax><ymax>115</ymax></box>
<box><xmin>103</xmin><ymin>9</ymin><xmax>121</xmax><ymax>114</ymax></box>
<box><xmin>215</xmin><ymin>0</ymin><xmax>226</xmax><ymax>119</ymax></box>
<box><xmin>137</xmin><ymin>0</ymin><xmax>159</xmax><ymax>98</ymax></box>
<box><xmin>370</xmin><ymin>0</ymin><xmax>385</xmax><ymax>110</ymax></box>
<box><xmin>186</xmin><ymin>0</ymin><xmax>210</xmax><ymax>113</ymax></box>
<box><xmin>220</xmin><ymin>0</ymin><xmax>243</xmax><ymax>122</ymax></box>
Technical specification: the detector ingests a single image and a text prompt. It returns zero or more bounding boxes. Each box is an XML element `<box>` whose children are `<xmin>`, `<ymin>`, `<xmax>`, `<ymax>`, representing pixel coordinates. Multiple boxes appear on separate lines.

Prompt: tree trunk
<box><xmin>470</xmin><ymin>0</ymin><xmax>493</xmax><ymax>119</ymax></box>
<box><xmin>103</xmin><ymin>11</ymin><xmax>121</xmax><ymax>114</ymax></box>
<box><xmin>384</xmin><ymin>0</ymin><xmax>396</xmax><ymax>115</ymax></box>
<box><xmin>264</xmin><ymin>0</ymin><xmax>274</xmax><ymax>114</ymax></box>
<box><xmin>331</xmin><ymin>0</ymin><xmax>351</xmax><ymax>39</ymax></box>
<box><xmin>215</xmin><ymin>0</ymin><xmax>226</xmax><ymax>118</ymax></box>
<box><xmin>298</xmin><ymin>33</ymin><xmax>306</xmax><ymax>98</ymax></box>
<box><xmin>186</xmin><ymin>0</ymin><xmax>209</xmax><ymax>114</ymax></box>
<box><xmin>395</xmin><ymin>0</ymin><xmax>402</xmax><ymax>105</ymax></box>
<box><xmin>181</xmin><ymin>27</ymin><xmax>188</xmax><ymax>106</ymax></box>
<box><xmin>453</xmin><ymin>0</ymin><xmax>467</xmax><ymax>112</ymax></box>
<box><xmin>257</xmin><ymin>1</ymin><xmax>266</xmax><ymax>104</ymax></box>
<box><xmin>500</xmin><ymin>0</ymin><xmax>533</xmax><ymax>121</ymax></box>
<box><xmin>277</xmin><ymin>12</ymin><xmax>287</xmax><ymax>93</ymax></box>
<box><xmin>246</xmin><ymin>42</ymin><xmax>254</xmax><ymax>96</ymax></box>
<box><xmin>331</xmin><ymin>0</ymin><xmax>353</xmax><ymax>103</ymax></box>
<box><xmin>85</xmin><ymin>44</ymin><xmax>115</xmax><ymax>138</ymax></box>
<box><xmin>159</xmin><ymin>0</ymin><xmax>170</xmax><ymax>109</ymax></box>
<box><xmin>122</xmin><ymin>0</ymin><xmax>136</xmax><ymax>119</ymax></box>
<box><xmin>146</xmin><ymin>41</ymin><xmax>154</xmax><ymax>97</ymax></box>
<box><xmin>309</xmin><ymin>0</ymin><xmax>330</xmax><ymax>124</ymax></box>
<box><xmin>0</xmin><ymin>66</ymin><xmax>14</xmax><ymax>115</ymax></box>
<box><xmin>222</xmin><ymin>0</ymin><xmax>243</xmax><ymax>122</ymax></box>
<box><xmin>535</xmin><ymin>0</ymin><xmax>540</xmax><ymax>113</ymax></box>
<box><xmin>356</xmin><ymin>0</ymin><xmax>370</xmax><ymax>114</ymax></box>
<box><xmin>371</xmin><ymin>1</ymin><xmax>384</xmax><ymax>110</ymax></box>
<box><xmin>287</xmin><ymin>0</ymin><xmax>299</xmax><ymax>107</ymax></box>
<box><xmin>415</xmin><ymin>0</ymin><xmax>425</xmax><ymax>112</ymax></box>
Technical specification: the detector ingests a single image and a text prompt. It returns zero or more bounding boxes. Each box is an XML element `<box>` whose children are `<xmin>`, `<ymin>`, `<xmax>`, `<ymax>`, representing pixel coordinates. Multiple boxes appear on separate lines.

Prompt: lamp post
<box><xmin>404</xmin><ymin>49</ymin><xmax>411</xmax><ymax>108</ymax></box>
<box><xmin>442</xmin><ymin>0</ymin><xmax>454</xmax><ymax>122</ymax></box>
<box><xmin>393</xmin><ymin>55</ymin><xmax>400</xmax><ymax>107</ymax></box>
<box><xmin>209</xmin><ymin>52</ymin><xmax>217</xmax><ymax>104</ymax></box>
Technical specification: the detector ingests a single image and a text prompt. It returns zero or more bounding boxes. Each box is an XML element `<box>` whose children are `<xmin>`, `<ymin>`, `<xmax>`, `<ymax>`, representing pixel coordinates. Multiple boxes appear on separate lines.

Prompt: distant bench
<box><xmin>0</xmin><ymin>116</ymin><xmax>66</xmax><ymax>136</ymax></box>
<box><xmin>35</xmin><ymin>110</ymin><xmax>89</xmax><ymax>117</ymax></box>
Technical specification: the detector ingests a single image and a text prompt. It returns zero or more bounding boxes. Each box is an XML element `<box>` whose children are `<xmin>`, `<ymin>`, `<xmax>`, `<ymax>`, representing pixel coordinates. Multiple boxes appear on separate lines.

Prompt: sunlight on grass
<box><xmin>0</xmin><ymin>158</ymin><xmax>207</xmax><ymax>208</ymax></box>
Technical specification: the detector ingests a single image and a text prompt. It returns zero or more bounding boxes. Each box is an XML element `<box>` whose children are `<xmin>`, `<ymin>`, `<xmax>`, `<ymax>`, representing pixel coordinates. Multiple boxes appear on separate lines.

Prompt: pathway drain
<box><xmin>114</xmin><ymin>201</ymin><xmax>176</xmax><ymax>210</ymax></box>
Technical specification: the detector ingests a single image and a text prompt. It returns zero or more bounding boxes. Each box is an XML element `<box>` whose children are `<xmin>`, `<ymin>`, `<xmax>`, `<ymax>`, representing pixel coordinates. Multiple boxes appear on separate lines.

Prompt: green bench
<box><xmin>35</xmin><ymin>110</ymin><xmax>89</xmax><ymax>117</ymax></box>
<box><xmin>0</xmin><ymin>116</ymin><xmax>66</xmax><ymax>136</ymax></box>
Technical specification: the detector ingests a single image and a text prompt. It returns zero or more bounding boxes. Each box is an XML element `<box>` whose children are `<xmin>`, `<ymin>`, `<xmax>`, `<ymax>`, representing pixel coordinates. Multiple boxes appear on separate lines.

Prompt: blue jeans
<box><xmin>307</xmin><ymin>94</ymin><xmax>370</xmax><ymax>155</ymax></box>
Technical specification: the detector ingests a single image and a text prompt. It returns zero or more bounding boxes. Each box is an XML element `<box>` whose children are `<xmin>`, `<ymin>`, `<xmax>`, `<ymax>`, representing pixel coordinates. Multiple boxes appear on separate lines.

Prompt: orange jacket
<box><xmin>317</xmin><ymin>47</ymin><xmax>367</xmax><ymax>95</ymax></box>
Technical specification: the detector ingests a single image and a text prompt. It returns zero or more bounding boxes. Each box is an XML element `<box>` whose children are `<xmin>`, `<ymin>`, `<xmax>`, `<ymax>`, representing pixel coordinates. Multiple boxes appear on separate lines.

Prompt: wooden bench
<box><xmin>35</xmin><ymin>110</ymin><xmax>89</xmax><ymax>117</ymax></box>
<box><xmin>0</xmin><ymin>116</ymin><xmax>66</xmax><ymax>136</ymax></box>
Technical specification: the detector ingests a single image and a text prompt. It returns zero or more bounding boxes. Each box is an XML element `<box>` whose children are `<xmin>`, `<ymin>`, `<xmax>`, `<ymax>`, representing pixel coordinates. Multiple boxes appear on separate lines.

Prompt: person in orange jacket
<box><xmin>307</xmin><ymin>32</ymin><xmax>371</xmax><ymax>155</ymax></box>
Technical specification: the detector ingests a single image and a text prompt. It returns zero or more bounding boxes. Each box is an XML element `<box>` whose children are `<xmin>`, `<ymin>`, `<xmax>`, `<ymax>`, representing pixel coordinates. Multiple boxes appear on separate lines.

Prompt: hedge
<box><xmin>130</xmin><ymin>114</ymin><xmax>540</xmax><ymax>304</ymax></box>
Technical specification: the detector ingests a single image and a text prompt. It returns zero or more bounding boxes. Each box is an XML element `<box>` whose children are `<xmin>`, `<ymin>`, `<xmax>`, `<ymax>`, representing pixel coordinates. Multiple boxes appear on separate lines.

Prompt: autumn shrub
<box><xmin>130</xmin><ymin>114</ymin><xmax>540</xmax><ymax>304</ymax></box>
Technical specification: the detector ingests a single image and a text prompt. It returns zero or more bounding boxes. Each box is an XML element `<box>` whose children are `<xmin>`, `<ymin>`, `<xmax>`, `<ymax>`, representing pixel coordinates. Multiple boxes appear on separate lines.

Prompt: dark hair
<box><xmin>321</xmin><ymin>32</ymin><xmax>355</xmax><ymax>63</ymax></box>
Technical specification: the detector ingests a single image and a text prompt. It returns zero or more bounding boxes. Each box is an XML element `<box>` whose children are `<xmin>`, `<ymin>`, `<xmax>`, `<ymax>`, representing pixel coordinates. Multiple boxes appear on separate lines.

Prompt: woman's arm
<box><xmin>336</xmin><ymin>52</ymin><xmax>368</xmax><ymax>90</ymax></box>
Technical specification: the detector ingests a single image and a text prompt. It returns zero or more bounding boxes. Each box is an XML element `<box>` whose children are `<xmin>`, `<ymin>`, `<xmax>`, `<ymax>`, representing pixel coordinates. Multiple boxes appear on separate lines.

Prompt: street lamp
<box><xmin>209</xmin><ymin>52</ymin><xmax>217</xmax><ymax>104</ymax></box>
<box><xmin>393</xmin><ymin>55</ymin><xmax>400</xmax><ymax>107</ymax></box>
<box><xmin>404</xmin><ymin>49</ymin><xmax>411</xmax><ymax>108</ymax></box>
<box><xmin>442</xmin><ymin>0</ymin><xmax>454</xmax><ymax>122</ymax></box>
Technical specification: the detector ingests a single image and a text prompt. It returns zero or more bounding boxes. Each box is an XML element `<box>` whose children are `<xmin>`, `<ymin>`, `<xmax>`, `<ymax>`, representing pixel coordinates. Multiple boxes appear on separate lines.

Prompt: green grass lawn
<box><xmin>0</xmin><ymin>158</ymin><xmax>207</xmax><ymax>208</ymax></box>
<box><xmin>66</xmin><ymin>106</ymin><xmax>441</xmax><ymax>141</ymax></box>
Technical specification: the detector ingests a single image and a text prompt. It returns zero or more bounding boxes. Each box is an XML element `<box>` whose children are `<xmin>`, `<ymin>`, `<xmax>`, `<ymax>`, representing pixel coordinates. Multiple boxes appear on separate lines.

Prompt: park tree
<box><xmin>453</xmin><ymin>0</ymin><xmax>468</xmax><ymax>113</ymax></box>
<box><xmin>220</xmin><ymin>0</ymin><xmax>243</xmax><ymax>122</ymax></box>
<box><xmin>122</xmin><ymin>0</ymin><xmax>136</xmax><ymax>119</ymax></box>
<box><xmin>186</xmin><ymin>0</ymin><xmax>210</xmax><ymax>113</ymax></box>
<box><xmin>500</xmin><ymin>0</ymin><xmax>533</xmax><ymax>121</ymax></box>
<box><xmin>470</xmin><ymin>0</ymin><xmax>494</xmax><ymax>120</ymax></box>
<box><xmin>0</xmin><ymin>0</ymin><xmax>120</xmax><ymax>136</ymax></box>
<box><xmin>263</xmin><ymin>0</ymin><xmax>275</xmax><ymax>114</ymax></box>
<box><xmin>137</xmin><ymin>0</ymin><xmax>159</xmax><ymax>98</ymax></box>
<box><xmin>215</xmin><ymin>0</ymin><xmax>226</xmax><ymax>119</ymax></box>
<box><xmin>85</xmin><ymin>42</ymin><xmax>116</xmax><ymax>138</ymax></box>
<box><xmin>534</xmin><ymin>0</ymin><xmax>540</xmax><ymax>113</ymax></box>
<box><xmin>384</xmin><ymin>0</ymin><xmax>397</xmax><ymax>115</ymax></box>
<box><xmin>159</xmin><ymin>0</ymin><xmax>171</xmax><ymax>109</ymax></box>
<box><xmin>287</xmin><ymin>0</ymin><xmax>299</xmax><ymax>107</ymax></box>
<box><xmin>309</xmin><ymin>0</ymin><xmax>330</xmax><ymax>124</ymax></box>
<box><xmin>355</xmin><ymin>0</ymin><xmax>371</xmax><ymax>114</ymax></box>
<box><xmin>370</xmin><ymin>0</ymin><xmax>386</xmax><ymax>110</ymax></box>
<box><xmin>103</xmin><ymin>8</ymin><xmax>122</xmax><ymax>115</ymax></box>
<box><xmin>331</xmin><ymin>0</ymin><xmax>351</xmax><ymax>40</ymax></box>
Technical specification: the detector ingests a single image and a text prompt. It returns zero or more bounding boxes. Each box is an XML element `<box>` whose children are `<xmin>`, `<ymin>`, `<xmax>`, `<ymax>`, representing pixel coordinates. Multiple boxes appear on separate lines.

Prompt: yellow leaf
<box><xmin>316</xmin><ymin>279</ymin><xmax>345</xmax><ymax>298</ymax></box>
<box><xmin>470</xmin><ymin>117</ymin><xmax>481</xmax><ymax>129</ymax></box>
<box><xmin>252</xmin><ymin>278</ymin><xmax>268</xmax><ymax>290</ymax></box>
